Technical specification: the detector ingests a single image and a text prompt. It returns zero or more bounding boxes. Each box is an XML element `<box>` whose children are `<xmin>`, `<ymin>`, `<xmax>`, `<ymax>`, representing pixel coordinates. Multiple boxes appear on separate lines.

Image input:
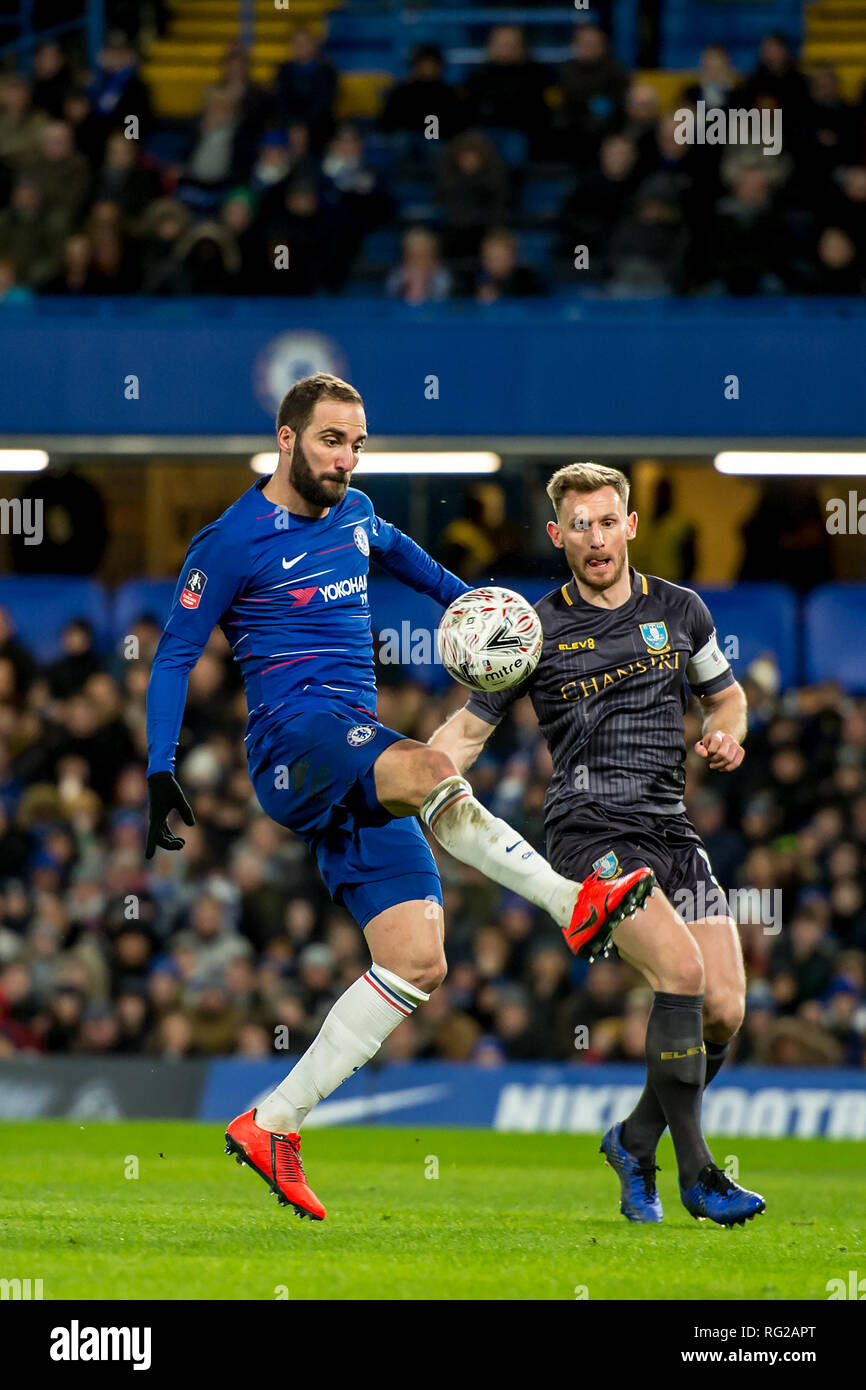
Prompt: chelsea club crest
<box><xmin>639</xmin><ymin>621</ymin><xmax>670</xmax><ymax>653</ymax></box>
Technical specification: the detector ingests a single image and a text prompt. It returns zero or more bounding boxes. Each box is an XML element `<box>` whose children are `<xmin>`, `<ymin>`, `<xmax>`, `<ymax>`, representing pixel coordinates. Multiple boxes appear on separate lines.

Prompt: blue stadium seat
<box><xmin>661</xmin><ymin>0</ymin><xmax>803</xmax><ymax>70</ymax></box>
<box><xmin>358</xmin><ymin>227</ymin><xmax>402</xmax><ymax>268</ymax></box>
<box><xmin>521</xmin><ymin>177</ymin><xmax>571</xmax><ymax>222</ymax></box>
<box><xmin>695</xmin><ymin>583</ymin><xmax>798</xmax><ymax>691</ymax></box>
<box><xmin>480</xmin><ymin>128</ymin><xmax>529</xmax><ymax>168</ymax></box>
<box><xmin>0</xmin><ymin>577</ymin><xmax>111</xmax><ymax>663</ymax></box>
<box><xmin>804</xmin><ymin>584</ymin><xmax>866</xmax><ymax>694</ymax></box>
<box><xmin>515</xmin><ymin>228</ymin><xmax>556</xmax><ymax>273</ymax></box>
<box><xmin>112</xmin><ymin>580</ymin><xmax>178</xmax><ymax>643</ymax></box>
<box><xmin>392</xmin><ymin>178</ymin><xmax>439</xmax><ymax>222</ymax></box>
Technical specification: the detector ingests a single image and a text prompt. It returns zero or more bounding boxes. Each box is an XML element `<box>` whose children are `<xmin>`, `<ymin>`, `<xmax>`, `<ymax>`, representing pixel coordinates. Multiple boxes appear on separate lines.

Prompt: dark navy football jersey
<box><xmin>466</xmin><ymin>568</ymin><xmax>736</xmax><ymax>821</ymax></box>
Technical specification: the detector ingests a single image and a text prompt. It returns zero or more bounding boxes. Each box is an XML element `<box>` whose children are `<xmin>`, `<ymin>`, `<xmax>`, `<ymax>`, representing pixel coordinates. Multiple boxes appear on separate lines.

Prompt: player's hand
<box><xmin>694</xmin><ymin>730</ymin><xmax>744</xmax><ymax>771</ymax></box>
<box><xmin>145</xmin><ymin>772</ymin><xmax>195</xmax><ymax>858</ymax></box>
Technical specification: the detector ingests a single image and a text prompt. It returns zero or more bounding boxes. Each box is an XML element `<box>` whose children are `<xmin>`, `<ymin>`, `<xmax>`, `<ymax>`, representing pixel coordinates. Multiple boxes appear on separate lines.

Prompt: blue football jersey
<box><xmin>146</xmin><ymin>478</ymin><xmax>470</xmax><ymax>774</ymax></box>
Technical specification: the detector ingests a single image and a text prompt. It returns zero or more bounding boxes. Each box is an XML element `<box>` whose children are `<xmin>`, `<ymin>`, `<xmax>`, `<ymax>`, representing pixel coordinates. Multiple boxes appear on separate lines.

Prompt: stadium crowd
<box><xmin>0</xmin><ymin>598</ymin><xmax>865</xmax><ymax>1070</ymax></box>
<box><xmin>1</xmin><ymin>24</ymin><xmax>866</xmax><ymax>300</ymax></box>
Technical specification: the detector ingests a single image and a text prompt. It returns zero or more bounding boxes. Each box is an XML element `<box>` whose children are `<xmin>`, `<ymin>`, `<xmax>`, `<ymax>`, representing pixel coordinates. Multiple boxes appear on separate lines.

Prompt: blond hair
<box><xmin>545</xmin><ymin>462</ymin><xmax>630</xmax><ymax>516</ymax></box>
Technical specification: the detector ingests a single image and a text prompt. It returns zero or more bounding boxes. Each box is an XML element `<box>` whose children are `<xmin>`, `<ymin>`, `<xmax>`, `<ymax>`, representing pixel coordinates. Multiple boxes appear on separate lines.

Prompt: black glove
<box><xmin>145</xmin><ymin>772</ymin><xmax>195</xmax><ymax>859</ymax></box>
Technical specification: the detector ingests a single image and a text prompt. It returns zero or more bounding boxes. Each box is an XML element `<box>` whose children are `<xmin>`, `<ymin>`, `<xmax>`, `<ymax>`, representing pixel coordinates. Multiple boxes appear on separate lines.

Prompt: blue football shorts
<box><xmin>247</xmin><ymin>696</ymin><xmax>442</xmax><ymax>930</ymax></box>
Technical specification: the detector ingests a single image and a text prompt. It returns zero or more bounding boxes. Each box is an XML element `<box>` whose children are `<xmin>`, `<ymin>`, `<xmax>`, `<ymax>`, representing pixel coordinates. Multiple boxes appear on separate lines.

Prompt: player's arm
<box><xmin>695</xmin><ymin>682</ymin><xmax>747</xmax><ymax>771</ymax></box>
<box><xmin>145</xmin><ymin>525</ymin><xmax>244</xmax><ymax>856</ymax></box>
<box><xmin>367</xmin><ymin>510</ymin><xmax>471</xmax><ymax>607</ymax></box>
<box><xmin>684</xmin><ymin>601</ymin><xmax>747</xmax><ymax>771</ymax></box>
<box><xmin>428</xmin><ymin>704</ymin><xmax>497</xmax><ymax>774</ymax></box>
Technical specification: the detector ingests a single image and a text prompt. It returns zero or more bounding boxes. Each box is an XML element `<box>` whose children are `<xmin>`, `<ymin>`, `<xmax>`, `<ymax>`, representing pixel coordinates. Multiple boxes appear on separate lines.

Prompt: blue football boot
<box><xmin>599</xmin><ymin>1121</ymin><xmax>663</xmax><ymax>1223</ymax></box>
<box><xmin>680</xmin><ymin>1163</ymin><xmax>766</xmax><ymax>1226</ymax></box>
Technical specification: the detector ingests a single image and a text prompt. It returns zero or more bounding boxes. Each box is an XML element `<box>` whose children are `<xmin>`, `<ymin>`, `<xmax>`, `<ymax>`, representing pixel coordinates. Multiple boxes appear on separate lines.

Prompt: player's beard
<box><xmin>576</xmin><ymin>546</ymin><xmax>627</xmax><ymax>591</ymax></box>
<box><xmin>289</xmin><ymin>435</ymin><xmax>350</xmax><ymax>509</ymax></box>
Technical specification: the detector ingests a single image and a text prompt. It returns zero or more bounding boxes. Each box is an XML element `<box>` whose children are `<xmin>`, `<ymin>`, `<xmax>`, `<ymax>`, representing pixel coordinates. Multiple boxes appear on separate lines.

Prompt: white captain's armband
<box><xmin>686</xmin><ymin>629</ymin><xmax>730</xmax><ymax>686</ymax></box>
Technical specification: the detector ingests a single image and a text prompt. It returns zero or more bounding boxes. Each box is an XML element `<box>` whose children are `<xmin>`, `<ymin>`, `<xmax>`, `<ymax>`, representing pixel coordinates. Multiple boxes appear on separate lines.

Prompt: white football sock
<box><xmin>420</xmin><ymin>776</ymin><xmax>579</xmax><ymax>928</ymax></box>
<box><xmin>255</xmin><ymin>964</ymin><xmax>429</xmax><ymax>1134</ymax></box>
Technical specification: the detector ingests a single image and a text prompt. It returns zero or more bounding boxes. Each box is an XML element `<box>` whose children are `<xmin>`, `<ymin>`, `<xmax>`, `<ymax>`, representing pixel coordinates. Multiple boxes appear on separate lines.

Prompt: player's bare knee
<box><xmin>412</xmin><ymin>955</ymin><xmax>448</xmax><ymax>994</ymax></box>
<box><xmin>704</xmin><ymin>993</ymin><xmax>744</xmax><ymax>1041</ymax></box>
<box><xmin>663</xmin><ymin>952</ymin><xmax>705</xmax><ymax>997</ymax></box>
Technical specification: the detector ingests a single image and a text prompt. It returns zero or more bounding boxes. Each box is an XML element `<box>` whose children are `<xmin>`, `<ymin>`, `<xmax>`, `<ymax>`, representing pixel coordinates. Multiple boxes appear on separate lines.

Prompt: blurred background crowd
<box><xmin>0</xmin><ymin>593</ymin><xmax>864</xmax><ymax>1070</ymax></box>
<box><xmin>2</xmin><ymin>17</ymin><xmax>866</xmax><ymax>301</ymax></box>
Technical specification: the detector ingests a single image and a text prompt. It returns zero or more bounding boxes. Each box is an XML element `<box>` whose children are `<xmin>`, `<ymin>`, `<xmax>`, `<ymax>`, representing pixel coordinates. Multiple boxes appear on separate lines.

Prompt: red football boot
<box><xmin>224</xmin><ymin>1108</ymin><xmax>326</xmax><ymax>1221</ymax></box>
<box><xmin>562</xmin><ymin>865</ymin><xmax>656</xmax><ymax>962</ymax></box>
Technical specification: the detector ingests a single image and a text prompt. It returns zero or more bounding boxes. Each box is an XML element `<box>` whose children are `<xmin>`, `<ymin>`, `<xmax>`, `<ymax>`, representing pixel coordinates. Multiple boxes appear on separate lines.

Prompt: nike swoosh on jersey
<box><xmin>282</xmin><ymin>553</ymin><xmax>307</xmax><ymax>570</ymax></box>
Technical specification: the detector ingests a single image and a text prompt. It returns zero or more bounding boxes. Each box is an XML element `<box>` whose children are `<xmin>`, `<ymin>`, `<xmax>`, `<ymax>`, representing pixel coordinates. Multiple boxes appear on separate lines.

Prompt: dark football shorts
<box><xmin>547</xmin><ymin>805</ymin><xmax>731</xmax><ymax>924</ymax></box>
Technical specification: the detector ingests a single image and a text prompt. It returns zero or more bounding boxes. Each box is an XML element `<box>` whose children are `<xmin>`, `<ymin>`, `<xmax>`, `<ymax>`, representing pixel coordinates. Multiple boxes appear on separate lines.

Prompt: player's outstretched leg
<box><xmin>607</xmin><ymin>902</ymin><xmax>765</xmax><ymax>1226</ymax></box>
<box><xmin>418</xmin><ymin>773</ymin><xmax>655</xmax><ymax>961</ymax></box>
<box><xmin>224</xmin><ymin>1111</ymin><xmax>326</xmax><ymax>1221</ymax></box>
<box><xmin>228</xmin><ymin>901</ymin><xmax>441</xmax><ymax>1219</ymax></box>
<box><xmin>599</xmin><ymin>1120</ymin><xmax>663</xmax><ymax>1223</ymax></box>
<box><xmin>679</xmin><ymin>1164</ymin><xmax>766</xmax><ymax>1226</ymax></box>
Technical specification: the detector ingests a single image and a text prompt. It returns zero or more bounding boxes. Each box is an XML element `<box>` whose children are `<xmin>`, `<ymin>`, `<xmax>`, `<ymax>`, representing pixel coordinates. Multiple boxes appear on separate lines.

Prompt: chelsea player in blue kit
<box><xmin>144</xmin><ymin>374</ymin><xmax>655</xmax><ymax>1219</ymax></box>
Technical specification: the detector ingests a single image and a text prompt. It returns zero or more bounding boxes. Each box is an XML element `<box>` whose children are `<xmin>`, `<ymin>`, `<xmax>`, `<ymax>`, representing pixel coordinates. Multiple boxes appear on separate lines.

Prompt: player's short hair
<box><xmin>275</xmin><ymin>373</ymin><xmax>364</xmax><ymax>438</ymax></box>
<box><xmin>545</xmin><ymin>462</ymin><xmax>630</xmax><ymax>516</ymax></box>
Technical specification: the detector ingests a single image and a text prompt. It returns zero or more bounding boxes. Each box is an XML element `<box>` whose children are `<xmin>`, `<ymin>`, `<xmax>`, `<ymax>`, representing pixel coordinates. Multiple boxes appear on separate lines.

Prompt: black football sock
<box><xmin>620</xmin><ymin>1035</ymin><xmax>731</xmax><ymax>1162</ymax></box>
<box><xmin>621</xmin><ymin>992</ymin><xmax>713</xmax><ymax>1190</ymax></box>
<box><xmin>704</xmin><ymin>1039</ymin><xmax>730</xmax><ymax>1088</ymax></box>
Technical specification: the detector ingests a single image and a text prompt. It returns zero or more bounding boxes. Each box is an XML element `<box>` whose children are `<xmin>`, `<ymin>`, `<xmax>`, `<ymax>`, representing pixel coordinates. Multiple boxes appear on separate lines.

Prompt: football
<box><xmin>437</xmin><ymin>586</ymin><xmax>544</xmax><ymax>692</ymax></box>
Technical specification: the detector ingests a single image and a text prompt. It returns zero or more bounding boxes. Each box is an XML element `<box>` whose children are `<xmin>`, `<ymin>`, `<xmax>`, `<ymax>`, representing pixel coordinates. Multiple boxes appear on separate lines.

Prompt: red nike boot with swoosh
<box><xmin>225</xmin><ymin>1109</ymin><xmax>326</xmax><ymax>1221</ymax></box>
<box><xmin>562</xmin><ymin>865</ymin><xmax>656</xmax><ymax>961</ymax></box>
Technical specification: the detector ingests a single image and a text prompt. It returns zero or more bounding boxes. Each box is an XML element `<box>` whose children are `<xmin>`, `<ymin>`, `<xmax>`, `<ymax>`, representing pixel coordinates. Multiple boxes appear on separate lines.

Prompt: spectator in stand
<box><xmin>61</xmin><ymin>86</ymin><xmax>106</xmax><ymax>167</ymax></box>
<box><xmin>92</xmin><ymin>129</ymin><xmax>162</xmax><ymax>219</ymax></box>
<box><xmin>256</xmin><ymin>181</ymin><xmax>350</xmax><ymax>295</ymax></box>
<box><xmin>381</xmin><ymin>44</ymin><xmax>467</xmax><ymax>157</ymax></box>
<box><xmin>738</xmin><ymin>480</ymin><xmax>834</xmax><ymax>589</ymax></box>
<box><xmin>681</xmin><ymin>43</ymin><xmax>738</xmax><ymax>112</ymax></box>
<box><xmin>219</xmin><ymin>188</ymin><xmax>260</xmax><ymax>290</ymax></box>
<box><xmin>737</xmin><ymin>31</ymin><xmax>811</xmax><ymax>148</ymax></box>
<box><xmin>462</xmin><ymin>25</ymin><xmax>551</xmax><ymax>157</ymax></box>
<box><xmin>825</xmin><ymin>164</ymin><xmax>866</xmax><ymax>253</ymax></box>
<box><xmin>638</xmin><ymin>113</ymin><xmax>719</xmax><ymax>232</ymax></box>
<box><xmin>135</xmin><ymin>197</ymin><xmax>193</xmax><ymax>294</ymax></box>
<box><xmin>555</xmin><ymin>22</ymin><xmax>629</xmax><ymax>167</ymax></box>
<box><xmin>250</xmin><ymin>125</ymin><xmax>319</xmax><ymax>210</ymax></box>
<box><xmin>385</xmin><ymin>225</ymin><xmax>452</xmax><ymax>305</ymax></box>
<box><xmin>557</xmin><ymin>132</ymin><xmax>639</xmax><ymax>275</ymax></box>
<box><xmin>46</xmin><ymin>621</ymin><xmax>102</xmax><ymax>701</ymax></box>
<box><xmin>273</xmin><ymin>28</ymin><xmax>337</xmax><ymax>154</ymax></box>
<box><xmin>606</xmin><ymin>180</ymin><xmax>689</xmax><ymax>296</ymax></box>
<box><xmin>178</xmin><ymin>87</ymin><xmax>243</xmax><ymax>210</ymax></box>
<box><xmin>23</xmin><ymin>120</ymin><xmax>92</xmax><ymax>233</ymax></box>
<box><xmin>0</xmin><ymin>255</ymin><xmax>32</xmax><ymax>304</ymax></box>
<box><xmin>471</xmin><ymin>227</ymin><xmax>547</xmax><ymax>301</ymax></box>
<box><xmin>84</xmin><ymin>30</ymin><xmax>153</xmax><ymax>153</ymax></box>
<box><xmin>0</xmin><ymin>178</ymin><xmax>66</xmax><ymax>288</ymax></box>
<box><xmin>435</xmin><ymin>130</ymin><xmax>510</xmax><ymax>265</ymax></box>
<box><xmin>618</xmin><ymin>80</ymin><xmax>661</xmax><ymax>182</ymax></box>
<box><xmin>211</xmin><ymin>41</ymin><xmax>274</xmax><ymax>176</ymax></box>
<box><xmin>321</xmin><ymin>123</ymin><xmax>392</xmax><ymax>256</ymax></box>
<box><xmin>31</xmin><ymin>40</ymin><xmax>75</xmax><ymax>119</ymax></box>
<box><xmin>0</xmin><ymin>74</ymin><xmax>49</xmax><ymax>167</ymax></box>
<box><xmin>705</xmin><ymin>166</ymin><xmax>788</xmax><ymax>295</ymax></box>
<box><xmin>804</xmin><ymin>66</ymin><xmax>860</xmax><ymax>185</ymax></box>
<box><xmin>802</xmin><ymin>226</ymin><xmax>863</xmax><ymax>294</ymax></box>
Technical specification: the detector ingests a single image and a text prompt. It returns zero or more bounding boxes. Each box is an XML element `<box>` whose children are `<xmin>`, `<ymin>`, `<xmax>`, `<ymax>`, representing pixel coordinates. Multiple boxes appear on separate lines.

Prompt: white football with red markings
<box><xmin>437</xmin><ymin>586</ymin><xmax>543</xmax><ymax>692</ymax></box>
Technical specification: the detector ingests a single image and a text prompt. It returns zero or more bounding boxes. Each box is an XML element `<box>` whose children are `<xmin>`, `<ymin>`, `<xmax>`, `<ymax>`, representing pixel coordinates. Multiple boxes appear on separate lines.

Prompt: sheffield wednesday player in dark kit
<box><xmin>431</xmin><ymin>462</ymin><xmax>766</xmax><ymax>1226</ymax></box>
<box><xmin>144</xmin><ymin>379</ymin><xmax>655</xmax><ymax>1219</ymax></box>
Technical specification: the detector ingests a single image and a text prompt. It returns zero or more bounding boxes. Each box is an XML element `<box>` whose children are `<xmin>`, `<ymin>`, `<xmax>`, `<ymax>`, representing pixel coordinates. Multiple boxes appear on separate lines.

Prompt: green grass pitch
<box><xmin>0</xmin><ymin>1123</ymin><xmax>864</xmax><ymax>1300</ymax></box>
